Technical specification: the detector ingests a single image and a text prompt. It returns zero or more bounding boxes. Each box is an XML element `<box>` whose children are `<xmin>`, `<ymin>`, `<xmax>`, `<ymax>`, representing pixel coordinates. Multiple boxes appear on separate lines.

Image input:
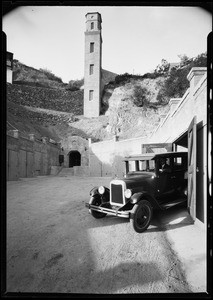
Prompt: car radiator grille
<box><xmin>111</xmin><ymin>183</ymin><xmax>124</xmax><ymax>205</ymax></box>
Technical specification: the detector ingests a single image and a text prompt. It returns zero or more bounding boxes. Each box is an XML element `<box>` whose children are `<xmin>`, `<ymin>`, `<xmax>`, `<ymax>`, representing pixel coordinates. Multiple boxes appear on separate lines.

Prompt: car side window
<box><xmin>173</xmin><ymin>156</ymin><xmax>186</xmax><ymax>171</ymax></box>
<box><xmin>159</xmin><ymin>157</ymin><xmax>171</xmax><ymax>173</ymax></box>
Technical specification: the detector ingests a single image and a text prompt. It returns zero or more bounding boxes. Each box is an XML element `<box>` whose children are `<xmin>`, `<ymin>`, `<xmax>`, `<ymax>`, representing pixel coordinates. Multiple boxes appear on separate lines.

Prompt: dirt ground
<box><xmin>6</xmin><ymin>175</ymin><xmax>193</xmax><ymax>294</ymax></box>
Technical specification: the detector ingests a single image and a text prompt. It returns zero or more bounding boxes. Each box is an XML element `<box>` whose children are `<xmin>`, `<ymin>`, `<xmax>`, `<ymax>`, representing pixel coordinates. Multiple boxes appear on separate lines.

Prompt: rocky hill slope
<box><xmin>7</xmin><ymin>53</ymin><xmax>207</xmax><ymax>143</ymax></box>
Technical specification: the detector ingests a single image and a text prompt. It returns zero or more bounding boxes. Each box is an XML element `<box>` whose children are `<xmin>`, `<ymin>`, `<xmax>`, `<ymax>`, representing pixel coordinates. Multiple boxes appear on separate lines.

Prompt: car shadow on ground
<box><xmin>87</xmin><ymin>204</ymin><xmax>192</xmax><ymax>234</ymax></box>
<box><xmin>146</xmin><ymin>204</ymin><xmax>193</xmax><ymax>233</ymax></box>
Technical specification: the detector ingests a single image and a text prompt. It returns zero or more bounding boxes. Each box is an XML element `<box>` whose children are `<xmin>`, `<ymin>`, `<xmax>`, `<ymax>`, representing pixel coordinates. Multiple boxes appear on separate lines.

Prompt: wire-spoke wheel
<box><xmin>131</xmin><ymin>200</ymin><xmax>153</xmax><ymax>233</ymax></box>
<box><xmin>89</xmin><ymin>196</ymin><xmax>107</xmax><ymax>219</ymax></box>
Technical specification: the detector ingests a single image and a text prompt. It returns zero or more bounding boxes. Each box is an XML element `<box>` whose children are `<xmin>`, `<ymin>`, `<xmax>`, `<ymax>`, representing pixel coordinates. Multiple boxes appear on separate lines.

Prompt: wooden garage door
<box><xmin>19</xmin><ymin>149</ymin><xmax>27</xmax><ymax>178</ymax></box>
<box><xmin>188</xmin><ymin>116</ymin><xmax>197</xmax><ymax>222</ymax></box>
<box><xmin>27</xmin><ymin>152</ymin><xmax>34</xmax><ymax>177</ymax></box>
<box><xmin>34</xmin><ymin>151</ymin><xmax>42</xmax><ymax>176</ymax></box>
<box><xmin>8</xmin><ymin>150</ymin><xmax>19</xmax><ymax>180</ymax></box>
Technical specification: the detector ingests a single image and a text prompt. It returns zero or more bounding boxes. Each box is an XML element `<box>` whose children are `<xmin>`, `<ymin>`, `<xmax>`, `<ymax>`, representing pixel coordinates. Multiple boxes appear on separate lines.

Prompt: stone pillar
<box><xmin>29</xmin><ymin>133</ymin><xmax>35</xmax><ymax>141</ymax></box>
<box><xmin>169</xmin><ymin>98</ymin><xmax>181</xmax><ymax>114</ymax></box>
<box><xmin>12</xmin><ymin>130</ymin><xmax>19</xmax><ymax>138</ymax></box>
<box><xmin>187</xmin><ymin>67</ymin><xmax>207</xmax><ymax>90</ymax></box>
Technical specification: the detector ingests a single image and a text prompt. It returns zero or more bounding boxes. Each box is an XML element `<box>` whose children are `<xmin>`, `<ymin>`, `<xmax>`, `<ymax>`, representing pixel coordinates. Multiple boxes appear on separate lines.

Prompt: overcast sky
<box><xmin>3</xmin><ymin>5</ymin><xmax>212</xmax><ymax>83</ymax></box>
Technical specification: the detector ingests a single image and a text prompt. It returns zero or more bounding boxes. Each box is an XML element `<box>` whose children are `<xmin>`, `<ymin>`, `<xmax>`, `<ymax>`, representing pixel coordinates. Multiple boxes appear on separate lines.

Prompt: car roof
<box><xmin>123</xmin><ymin>151</ymin><xmax>188</xmax><ymax>161</ymax></box>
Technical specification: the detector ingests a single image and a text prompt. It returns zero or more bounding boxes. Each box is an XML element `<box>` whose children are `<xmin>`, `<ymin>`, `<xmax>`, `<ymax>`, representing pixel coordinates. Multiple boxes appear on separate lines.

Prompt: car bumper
<box><xmin>85</xmin><ymin>203</ymin><xmax>131</xmax><ymax>218</ymax></box>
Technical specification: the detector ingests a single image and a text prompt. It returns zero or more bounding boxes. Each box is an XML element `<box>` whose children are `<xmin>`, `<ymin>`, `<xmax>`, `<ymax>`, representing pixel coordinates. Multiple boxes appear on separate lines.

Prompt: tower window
<box><xmin>90</xmin><ymin>42</ymin><xmax>94</xmax><ymax>53</ymax></box>
<box><xmin>89</xmin><ymin>90</ymin><xmax>94</xmax><ymax>101</ymax></box>
<box><xmin>91</xmin><ymin>22</ymin><xmax>94</xmax><ymax>30</ymax></box>
<box><xmin>89</xmin><ymin>64</ymin><xmax>94</xmax><ymax>75</ymax></box>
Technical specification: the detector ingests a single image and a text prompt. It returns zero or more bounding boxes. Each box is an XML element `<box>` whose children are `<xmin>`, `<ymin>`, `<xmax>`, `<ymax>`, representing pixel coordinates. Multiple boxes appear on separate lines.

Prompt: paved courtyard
<box><xmin>6</xmin><ymin>175</ymin><xmax>202</xmax><ymax>294</ymax></box>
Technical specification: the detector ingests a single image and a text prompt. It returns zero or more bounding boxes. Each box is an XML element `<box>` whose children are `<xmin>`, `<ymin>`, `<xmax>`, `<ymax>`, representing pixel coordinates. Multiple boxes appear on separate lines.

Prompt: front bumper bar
<box><xmin>85</xmin><ymin>203</ymin><xmax>130</xmax><ymax>218</ymax></box>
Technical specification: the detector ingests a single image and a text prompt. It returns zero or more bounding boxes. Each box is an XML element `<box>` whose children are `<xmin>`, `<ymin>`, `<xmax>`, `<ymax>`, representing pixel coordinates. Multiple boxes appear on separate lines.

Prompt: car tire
<box><xmin>130</xmin><ymin>200</ymin><xmax>153</xmax><ymax>233</ymax></box>
<box><xmin>89</xmin><ymin>196</ymin><xmax>107</xmax><ymax>219</ymax></box>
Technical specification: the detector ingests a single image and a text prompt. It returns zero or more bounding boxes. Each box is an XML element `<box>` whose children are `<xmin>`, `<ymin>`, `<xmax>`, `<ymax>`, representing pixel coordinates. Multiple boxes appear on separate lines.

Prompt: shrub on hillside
<box><xmin>154</xmin><ymin>59</ymin><xmax>170</xmax><ymax>75</ymax></box>
<box><xmin>156</xmin><ymin>52</ymin><xmax>207</xmax><ymax>104</ymax></box>
<box><xmin>156</xmin><ymin>67</ymin><xmax>190</xmax><ymax>104</ymax></box>
<box><xmin>66</xmin><ymin>78</ymin><xmax>84</xmax><ymax>91</ymax></box>
<box><xmin>108</xmin><ymin>72</ymin><xmax>161</xmax><ymax>88</ymax></box>
<box><xmin>133</xmin><ymin>85</ymin><xmax>150</xmax><ymax>108</ymax></box>
<box><xmin>39</xmin><ymin>68</ymin><xmax>63</xmax><ymax>83</ymax></box>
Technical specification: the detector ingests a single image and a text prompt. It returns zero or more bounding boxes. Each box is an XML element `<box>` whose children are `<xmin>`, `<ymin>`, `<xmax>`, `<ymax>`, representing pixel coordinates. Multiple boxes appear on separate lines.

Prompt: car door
<box><xmin>172</xmin><ymin>155</ymin><xmax>187</xmax><ymax>194</ymax></box>
<box><xmin>155</xmin><ymin>157</ymin><xmax>174</xmax><ymax>201</ymax></box>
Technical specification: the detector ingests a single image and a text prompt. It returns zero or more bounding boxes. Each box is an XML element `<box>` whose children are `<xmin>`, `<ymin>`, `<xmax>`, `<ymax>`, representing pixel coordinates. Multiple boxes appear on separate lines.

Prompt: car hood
<box><xmin>112</xmin><ymin>172</ymin><xmax>155</xmax><ymax>190</ymax></box>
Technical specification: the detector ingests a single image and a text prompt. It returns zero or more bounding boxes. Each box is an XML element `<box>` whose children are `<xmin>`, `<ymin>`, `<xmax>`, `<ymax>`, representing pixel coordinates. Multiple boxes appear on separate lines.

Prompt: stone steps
<box><xmin>58</xmin><ymin>166</ymin><xmax>90</xmax><ymax>177</ymax></box>
<box><xmin>58</xmin><ymin>167</ymin><xmax>74</xmax><ymax>176</ymax></box>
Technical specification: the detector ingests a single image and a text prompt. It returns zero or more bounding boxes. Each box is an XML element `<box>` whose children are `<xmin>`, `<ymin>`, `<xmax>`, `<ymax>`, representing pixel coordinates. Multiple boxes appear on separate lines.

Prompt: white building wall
<box><xmin>90</xmin><ymin>136</ymin><xmax>146</xmax><ymax>177</ymax></box>
<box><xmin>7</xmin><ymin>69</ymin><xmax>13</xmax><ymax>83</ymax></box>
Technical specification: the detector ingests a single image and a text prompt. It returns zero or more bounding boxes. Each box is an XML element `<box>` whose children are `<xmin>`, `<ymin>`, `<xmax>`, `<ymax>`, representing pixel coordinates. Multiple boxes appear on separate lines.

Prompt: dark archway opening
<box><xmin>69</xmin><ymin>151</ymin><xmax>81</xmax><ymax>167</ymax></box>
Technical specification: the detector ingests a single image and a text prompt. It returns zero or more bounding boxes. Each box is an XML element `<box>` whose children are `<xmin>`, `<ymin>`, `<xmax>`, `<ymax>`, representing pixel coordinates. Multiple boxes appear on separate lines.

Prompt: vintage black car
<box><xmin>85</xmin><ymin>152</ymin><xmax>188</xmax><ymax>233</ymax></box>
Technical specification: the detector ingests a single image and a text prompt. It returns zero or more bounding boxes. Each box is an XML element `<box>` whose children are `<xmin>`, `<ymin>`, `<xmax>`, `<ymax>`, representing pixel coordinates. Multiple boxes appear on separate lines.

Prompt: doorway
<box><xmin>173</xmin><ymin>118</ymin><xmax>205</xmax><ymax>223</ymax></box>
<box><xmin>69</xmin><ymin>151</ymin><xmax>81</xmax><ymax>167</ymax></box>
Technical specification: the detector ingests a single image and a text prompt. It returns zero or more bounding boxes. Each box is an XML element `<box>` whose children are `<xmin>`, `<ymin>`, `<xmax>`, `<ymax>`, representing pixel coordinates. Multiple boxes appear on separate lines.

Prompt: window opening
<box><xmin>90</xmin><ymin>42</ymin><xmax>94</xmax><ymax>53</ymax></box>
<box><xmin>91</xmin><ymin>22</ymin><xmax>94</xmax><ymax>30</ymax></box>
<box><xmin>89</xmin><ymin>90</ymin><xmax>94</xmax><ymax>101</ymax></box>
<box><xmin>89</xmin><ymin>64</ymin><xmax>94</xmax><ymax>75</ymax></box>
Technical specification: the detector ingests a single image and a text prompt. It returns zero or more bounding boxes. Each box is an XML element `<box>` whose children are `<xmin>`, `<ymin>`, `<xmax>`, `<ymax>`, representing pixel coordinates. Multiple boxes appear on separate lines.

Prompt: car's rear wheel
<box><xmin>89</xmin><ymin>196</ymin><xmax>107</xmax><ymax>219</ymax></box>
<box><xmin>131</xmin><ymin>200</ymin><xmax>153</xmax><ymax>233</ymax></box>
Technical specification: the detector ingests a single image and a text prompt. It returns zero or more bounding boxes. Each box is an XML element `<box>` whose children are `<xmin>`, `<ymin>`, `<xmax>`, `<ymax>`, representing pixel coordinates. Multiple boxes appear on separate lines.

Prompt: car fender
<box><xmin>90</xmin><ymin>187</ymin><xmax>100</xmax><ymax>197</ymax></box>
<box><xmin>131</xmin><ymin>192</ymin><xmax>161</xmax><ymax>209</ymax></box>
<box><xmin>90</xmin><ymin>186</ymin><xmax>110</xmax><ymax>202</ymax></box>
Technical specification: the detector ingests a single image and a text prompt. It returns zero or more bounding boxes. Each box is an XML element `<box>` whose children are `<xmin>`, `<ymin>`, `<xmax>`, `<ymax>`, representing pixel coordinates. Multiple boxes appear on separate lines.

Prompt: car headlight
<box><xmin>124</xmin><ymin>189</ymin><xmax>132</xmax><ymax>199</ymax></box>
<box><xmin>98</xmin><ymin>186</ymin><xmax>105</xmax><ymax>195</ymax></box>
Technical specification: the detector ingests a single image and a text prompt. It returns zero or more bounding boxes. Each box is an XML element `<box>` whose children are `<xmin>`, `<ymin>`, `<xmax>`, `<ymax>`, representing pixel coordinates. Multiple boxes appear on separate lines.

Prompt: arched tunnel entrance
<box><xmin>69</xmin><ymin>151</ymin><xmax>81</xmax><ymax>167</ymax></box>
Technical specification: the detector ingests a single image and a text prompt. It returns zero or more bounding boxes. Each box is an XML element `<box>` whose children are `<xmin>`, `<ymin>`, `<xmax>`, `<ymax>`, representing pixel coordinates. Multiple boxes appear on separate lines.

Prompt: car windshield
<box><xmin>127</xmin><ymin>159</ymin><xmax>155</xmax><ymax>173</ymax></box>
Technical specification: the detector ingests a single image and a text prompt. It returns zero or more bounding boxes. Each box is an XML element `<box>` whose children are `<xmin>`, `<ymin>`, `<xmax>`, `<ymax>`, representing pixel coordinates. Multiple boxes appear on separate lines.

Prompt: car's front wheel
<box><xmin>131</xmin><ymin>200</ymin><xmax>153</xmax><ymax>233</ymax></box>
<box><xmin>89</xmin><ymin>196</ymin><xmax>107</xmax><ymax>219</ymax></box>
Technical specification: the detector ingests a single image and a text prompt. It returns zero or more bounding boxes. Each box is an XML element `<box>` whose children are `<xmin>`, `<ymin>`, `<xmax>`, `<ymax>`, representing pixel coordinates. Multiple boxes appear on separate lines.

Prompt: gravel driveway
<box><xmin>6</xmin><ymin>176</ymin><xmax>192</xmax><ymax>294</ymax></box>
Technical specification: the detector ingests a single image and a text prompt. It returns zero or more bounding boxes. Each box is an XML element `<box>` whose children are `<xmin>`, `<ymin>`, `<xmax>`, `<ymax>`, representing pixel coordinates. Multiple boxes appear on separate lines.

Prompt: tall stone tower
<box><xmin>84</xmin><ymin>12</ymin><xmax>102</xmax><ymax>118</ymax></box>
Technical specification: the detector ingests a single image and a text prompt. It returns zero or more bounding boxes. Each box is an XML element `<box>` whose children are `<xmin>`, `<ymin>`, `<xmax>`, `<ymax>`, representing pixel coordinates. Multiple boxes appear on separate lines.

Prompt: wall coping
<box><xmin>187</xmin><ymin>67</ymin><xmax>207</xmax><ymax>82</ymax></box>
<box><xmin>169</xmin><ymin>98</ymin><xmax>182</xmax><ymax>106</ymax></box>
<box><xmin>90</xmin><ymin>135</ymin><xmax>147</xmax><ymax>147</ymax></box>
<box><xmin>192</xmin><ymin>73</ymin><xmax>207</xmax><ymax>97</ymax></box>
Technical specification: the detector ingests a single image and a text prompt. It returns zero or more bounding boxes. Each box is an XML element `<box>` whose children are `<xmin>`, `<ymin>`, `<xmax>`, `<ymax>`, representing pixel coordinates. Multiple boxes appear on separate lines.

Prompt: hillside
<box><xmin>7</xmin><ymin>83</ymin><xmax>83</xmax><ymax>114</ymax></box>
<box><xmin>13</xmin><ymin>60</ymin><xmax>66</xmax><ymax>89</ymax></box>
<box><xmin>7</xmin><ymin>53</ymin><xmax>207</xmax><ymax>143</ymax></box>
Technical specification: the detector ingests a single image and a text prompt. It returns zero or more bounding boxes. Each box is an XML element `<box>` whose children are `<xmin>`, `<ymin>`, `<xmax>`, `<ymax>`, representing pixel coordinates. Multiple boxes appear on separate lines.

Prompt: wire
<box><xmin>7</xmin><ymin>121</ymin><xmax>18</xmax><ymax>130</ymax></box>
<box><xmin>7</xmin><ymin>121</ymin><xmax>33</xmax><ymax>139</ymax></box>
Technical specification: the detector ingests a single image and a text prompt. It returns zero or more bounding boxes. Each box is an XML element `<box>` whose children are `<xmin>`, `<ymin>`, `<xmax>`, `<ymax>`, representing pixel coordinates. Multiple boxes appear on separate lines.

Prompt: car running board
<box><xmin>160</xmin><ymin>198</ymin><xmax>186</xmax><ymax>210</ymax></box>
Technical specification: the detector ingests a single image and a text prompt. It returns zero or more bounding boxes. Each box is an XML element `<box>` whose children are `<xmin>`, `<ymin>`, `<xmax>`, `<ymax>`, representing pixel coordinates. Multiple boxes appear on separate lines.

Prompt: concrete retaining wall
<box><xmin>89</xmin><ymin>136</ymin><xmax>146</xmax><ymax>177</ymax></box>
<box><xmin>89</xmin><ymin>67</ymin><xmax>207</xmax><ymax>178</ymax></box>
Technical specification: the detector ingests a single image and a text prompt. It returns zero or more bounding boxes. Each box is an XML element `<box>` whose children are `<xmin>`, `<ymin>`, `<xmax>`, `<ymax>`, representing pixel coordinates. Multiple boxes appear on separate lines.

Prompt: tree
<box><xmin>178</xmin><ymin>54</ymin><xmax>190</xmax><ymax>67</ymax></box>
<box><xmin>154</xmin><ymin>59</ymin><xmax>170</xmax><ymax>75</ymax></box>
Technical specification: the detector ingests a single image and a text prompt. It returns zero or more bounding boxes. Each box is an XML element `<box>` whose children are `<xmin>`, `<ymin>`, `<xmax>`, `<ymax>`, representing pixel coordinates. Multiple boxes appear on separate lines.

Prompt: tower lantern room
<box><xmin>85</xmin><ymin>12</ymin><xmax>102</xmax><ymax>32</ymax></box>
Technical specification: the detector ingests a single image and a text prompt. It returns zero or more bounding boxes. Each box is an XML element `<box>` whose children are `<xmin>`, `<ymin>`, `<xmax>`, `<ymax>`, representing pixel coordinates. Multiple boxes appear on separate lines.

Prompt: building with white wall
<box><xmin>7</xmin><ymin>51</ymin><xmax>13</xmax><ymax>83</ymax></box>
